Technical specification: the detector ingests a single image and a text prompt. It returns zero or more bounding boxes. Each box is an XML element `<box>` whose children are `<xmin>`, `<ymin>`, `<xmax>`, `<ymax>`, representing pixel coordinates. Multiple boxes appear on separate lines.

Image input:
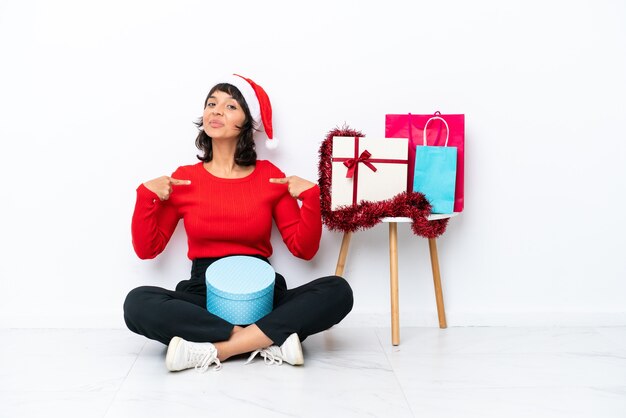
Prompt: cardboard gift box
<box><xmin>331</xmin><ymin>136</ymin><xmax>408</xmax><ymax>210</ymax></box>
<box><xmin>206</xmin><ymin>256</ymin><xmax>275</xmax><ymax>325</ymax></box>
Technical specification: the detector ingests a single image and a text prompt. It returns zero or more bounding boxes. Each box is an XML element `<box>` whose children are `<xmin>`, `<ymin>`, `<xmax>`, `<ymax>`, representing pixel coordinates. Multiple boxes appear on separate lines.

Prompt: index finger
<box><xmin>170</xmin><ymin>178</ymin><xmax>191</xmax><ymax>185</ymax></box>
<box><xmin>269</xmin><ymin>177</ymin><xmax>289</xmax><ymax>184</ymax></box>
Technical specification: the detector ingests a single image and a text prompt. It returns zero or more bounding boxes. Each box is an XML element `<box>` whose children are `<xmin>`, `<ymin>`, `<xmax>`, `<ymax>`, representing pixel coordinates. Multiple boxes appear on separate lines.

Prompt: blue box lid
<box><xmin>205</xmin><ymin>256</ymin><xmax>275</xmax><ymax>301</ymax></box>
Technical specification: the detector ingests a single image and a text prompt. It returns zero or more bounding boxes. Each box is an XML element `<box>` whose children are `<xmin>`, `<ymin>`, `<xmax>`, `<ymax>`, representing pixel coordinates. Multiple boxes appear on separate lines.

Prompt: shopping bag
<box><xmin>413</xmin><ymin>116</ymin><xmax>457</xmax><ymax>214</ymax></box>
<box><xmin>385</xmin><ymin>111</ymin><xmax>464</xmax><ymax>212</ymax></box>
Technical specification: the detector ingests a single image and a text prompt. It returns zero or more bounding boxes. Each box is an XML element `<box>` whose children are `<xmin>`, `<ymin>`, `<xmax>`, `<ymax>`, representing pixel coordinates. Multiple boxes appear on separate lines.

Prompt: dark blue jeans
<box><xmin>123</xmin><ymin>256</ymin><xmax>354</xmax><ymax>346</ymax></box>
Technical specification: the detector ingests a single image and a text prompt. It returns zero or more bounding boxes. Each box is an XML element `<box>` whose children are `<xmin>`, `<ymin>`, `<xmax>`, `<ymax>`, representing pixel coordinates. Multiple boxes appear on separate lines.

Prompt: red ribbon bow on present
<box><xmin>343</xmin><ymin>150</ymin><xmax>378</xmax><ymax>178</ymax></box>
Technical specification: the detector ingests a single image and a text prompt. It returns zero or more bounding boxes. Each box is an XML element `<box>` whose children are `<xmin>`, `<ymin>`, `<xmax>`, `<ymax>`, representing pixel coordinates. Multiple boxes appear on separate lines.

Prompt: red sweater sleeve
<box><xmin>131</xmin><ymin>183</ymin><xmax>182</xmax><ymax>259</ymax></box>
<box><xmin>273</xmin><ymin>184</ymin><xmax>322</xmax><ymax>260</ymax></box>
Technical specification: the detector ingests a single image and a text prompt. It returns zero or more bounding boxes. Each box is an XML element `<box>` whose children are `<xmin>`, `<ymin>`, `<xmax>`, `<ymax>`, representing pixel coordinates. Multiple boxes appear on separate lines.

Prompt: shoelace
<box><xmin>187</xmin><ymin>345</ymin><xmax>222</xmax><ymax>372</ymax></box>
<box><xmin>245</xmin><ymin>346</ymin><xmax>284</xmax><ymax>365</ymax></box>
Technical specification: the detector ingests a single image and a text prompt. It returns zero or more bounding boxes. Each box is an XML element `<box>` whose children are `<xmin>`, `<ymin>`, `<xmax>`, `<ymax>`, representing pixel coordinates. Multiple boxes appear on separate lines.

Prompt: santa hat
<box><xmin>216</xmin><ymin>74</ymin><xmax>277</xmax><ymax>149</ymax></box>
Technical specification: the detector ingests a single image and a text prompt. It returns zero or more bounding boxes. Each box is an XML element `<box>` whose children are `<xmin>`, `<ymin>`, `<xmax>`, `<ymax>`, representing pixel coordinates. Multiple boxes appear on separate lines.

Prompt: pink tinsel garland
<box><xmin>318</xmin><ymin>126</ymin><xmax>448</xmax><ymax>239</ymax></box>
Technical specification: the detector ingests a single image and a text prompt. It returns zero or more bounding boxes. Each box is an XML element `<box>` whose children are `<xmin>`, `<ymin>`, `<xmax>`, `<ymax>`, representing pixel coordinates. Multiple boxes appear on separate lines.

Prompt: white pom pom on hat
<box><xmin>216</xmin><ymin>74</ymin><xmax>278</xmax><ymax>149</ymax></box>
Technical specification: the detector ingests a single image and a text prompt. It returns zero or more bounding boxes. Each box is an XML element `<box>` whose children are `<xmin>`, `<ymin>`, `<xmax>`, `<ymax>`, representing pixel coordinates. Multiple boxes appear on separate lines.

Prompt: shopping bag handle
<box><xmin>423</xmin><ymin>116</ymin><xmax>450</xmax><ymax>146</ymax></box>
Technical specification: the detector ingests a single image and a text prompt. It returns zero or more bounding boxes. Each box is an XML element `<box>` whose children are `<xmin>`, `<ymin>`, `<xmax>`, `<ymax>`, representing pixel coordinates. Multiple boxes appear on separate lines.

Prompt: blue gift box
<box><xmin>205</xmin><ymin>256</ymin><xmax>275</xmax><ymax>325</ymax></box>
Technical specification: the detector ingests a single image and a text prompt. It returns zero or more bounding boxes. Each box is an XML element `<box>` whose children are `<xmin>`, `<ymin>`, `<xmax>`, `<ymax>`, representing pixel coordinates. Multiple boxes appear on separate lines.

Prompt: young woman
<box><xmin>124</xmin><ymin>74</ymin><xmax>353</xmax><ymax>372</ymax></box>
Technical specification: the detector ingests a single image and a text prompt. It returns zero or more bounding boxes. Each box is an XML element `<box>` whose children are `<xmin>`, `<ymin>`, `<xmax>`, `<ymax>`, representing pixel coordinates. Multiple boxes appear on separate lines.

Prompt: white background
<box><xmin>1</xmin><ymin>0</ymin><xmax>625</xmax><ymax>328</ymax></box>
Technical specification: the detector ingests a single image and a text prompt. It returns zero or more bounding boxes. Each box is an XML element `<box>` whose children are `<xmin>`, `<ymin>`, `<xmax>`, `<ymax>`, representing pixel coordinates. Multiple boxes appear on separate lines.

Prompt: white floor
<box><xmin>1</xmin><ymin>326</ymin><xmax>625</xmax><ymax>418</ymax></box>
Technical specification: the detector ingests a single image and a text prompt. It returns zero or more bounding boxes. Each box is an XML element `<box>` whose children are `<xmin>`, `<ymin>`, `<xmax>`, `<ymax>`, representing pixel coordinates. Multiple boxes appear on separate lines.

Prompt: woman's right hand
<box><xmin>143</xmin><ymin>176</ymin><xmax>191</xmax><ymax>201</ymax></box>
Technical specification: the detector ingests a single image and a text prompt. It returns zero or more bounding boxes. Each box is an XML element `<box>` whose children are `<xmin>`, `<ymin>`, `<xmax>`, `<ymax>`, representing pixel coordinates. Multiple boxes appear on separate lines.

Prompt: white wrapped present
<box><xmin>331</xmin><ymin>136</ymin><xmax>408</xmax><ymax>210</ymax></box>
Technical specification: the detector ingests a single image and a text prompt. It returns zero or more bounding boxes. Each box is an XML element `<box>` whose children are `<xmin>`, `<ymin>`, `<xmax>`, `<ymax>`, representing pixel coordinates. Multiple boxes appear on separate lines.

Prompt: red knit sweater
<box><xmin>132</xmin><ymin>160</ymin><xmax>322</xmax><ymax>261</ymax></box>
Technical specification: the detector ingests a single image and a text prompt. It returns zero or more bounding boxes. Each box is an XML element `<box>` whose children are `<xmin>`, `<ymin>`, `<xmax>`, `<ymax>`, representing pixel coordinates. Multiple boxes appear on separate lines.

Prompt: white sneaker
<box><xmin>245</xmin><ymin>333</ymin><xmax>304</xmax><ymax>366</ymax></box>
<box><xmin>165</xmin><ymin>336</ymin><xmax>222</xmax><ymax>372</ymax></box>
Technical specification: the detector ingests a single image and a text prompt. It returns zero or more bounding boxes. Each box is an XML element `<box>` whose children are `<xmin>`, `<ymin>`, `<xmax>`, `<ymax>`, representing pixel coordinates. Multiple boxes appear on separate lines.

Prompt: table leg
<box><xmin>335</xmin><ymin>231</ymin><xmax>352</xmax><ymax>277</ymax></box>
<box><xmin>389</xmin><ymin>222</ymin><xmax>400</xmax><ymax>345</ymax></box>
<box><xmin>428</xmin><ymin>238</ymin><xmax>448</xmax><ymax>329</ymax></box>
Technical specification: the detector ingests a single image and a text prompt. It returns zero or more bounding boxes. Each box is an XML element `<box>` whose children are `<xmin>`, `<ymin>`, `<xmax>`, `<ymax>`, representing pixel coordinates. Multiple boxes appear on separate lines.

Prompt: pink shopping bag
<box><xmin>385</xmin><ymin>111</ymin><xmax>465</xmax><ymax>212</ymax></box>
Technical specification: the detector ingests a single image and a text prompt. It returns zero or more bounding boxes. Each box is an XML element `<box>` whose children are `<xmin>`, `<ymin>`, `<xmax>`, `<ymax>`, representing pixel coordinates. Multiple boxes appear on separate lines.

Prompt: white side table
<box><xmin>334</xmin><ymin>213</ymin><xmax>458</xmax><ymax>345</ymax></box>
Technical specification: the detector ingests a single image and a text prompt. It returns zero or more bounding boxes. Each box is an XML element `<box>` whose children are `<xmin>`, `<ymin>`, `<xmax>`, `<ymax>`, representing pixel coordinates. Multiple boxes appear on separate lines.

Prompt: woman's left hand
<box><xmin>269</xmin><ymin>176</ymin><xmax>316</xmax><ymax>199</ymax></box>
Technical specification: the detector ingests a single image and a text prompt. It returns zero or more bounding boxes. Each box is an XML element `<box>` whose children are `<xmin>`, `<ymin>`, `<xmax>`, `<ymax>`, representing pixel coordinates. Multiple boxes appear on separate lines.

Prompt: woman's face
<box><xmin>202</xmin><ymin>90</ymin><xmax>246</xmax><ymax>141</ymax></box>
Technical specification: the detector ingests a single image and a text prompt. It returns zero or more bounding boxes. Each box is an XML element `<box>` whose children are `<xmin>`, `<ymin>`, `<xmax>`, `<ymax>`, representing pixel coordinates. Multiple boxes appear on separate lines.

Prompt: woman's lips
<box><xmin>208</xmin><ymin>120</ymin><xmax>224</xmax><ymax>128</ymax></box>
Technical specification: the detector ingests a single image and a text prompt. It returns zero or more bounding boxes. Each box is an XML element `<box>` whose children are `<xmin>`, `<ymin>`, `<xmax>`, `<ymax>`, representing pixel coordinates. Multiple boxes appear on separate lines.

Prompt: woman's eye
<box><xmin>206</xmin><ymin>102</ymin><xmax>215</xmax><ymax>108</ymax></box>
<box><xmin>227</xmin><ymin>104</ymin><xmax>237</xmax><ymax>110</ymax></box>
